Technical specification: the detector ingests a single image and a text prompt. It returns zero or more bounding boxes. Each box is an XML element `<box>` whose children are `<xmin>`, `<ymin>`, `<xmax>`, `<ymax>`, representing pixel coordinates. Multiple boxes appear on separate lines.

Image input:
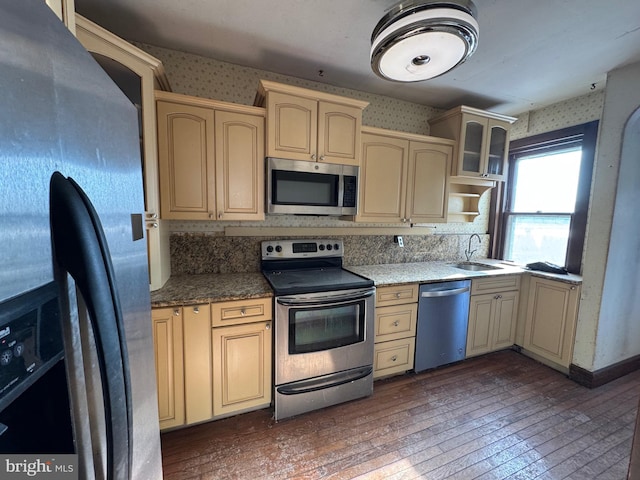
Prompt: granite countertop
<box><xmin>150</xmin><ymin>272</ymin><xmax>273</xmax><ymax>307</ymax></box>
<box><xmin>150</xmin><ymin>260</ymin><xmax>582</xmax><ymax>307</ymax></box>
<box><xmin>346</xmin><ymin>259</ymin><xmax>583</xmax><ymax>287</ymax></box>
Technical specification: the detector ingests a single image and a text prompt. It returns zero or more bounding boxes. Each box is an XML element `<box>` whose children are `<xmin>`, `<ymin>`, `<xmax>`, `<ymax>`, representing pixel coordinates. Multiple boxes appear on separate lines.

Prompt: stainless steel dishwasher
<box><xmin>415</xmin><ymin>280</ymin><xmax>471</xmax><ymax>372</ymax></box>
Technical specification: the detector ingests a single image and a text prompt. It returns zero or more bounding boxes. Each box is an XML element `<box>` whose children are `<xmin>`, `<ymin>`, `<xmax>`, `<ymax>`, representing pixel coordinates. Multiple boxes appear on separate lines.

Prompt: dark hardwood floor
<box><xmin>161</xmin><ymin>351</ymin><xmax>640</xmax><ymax>479</ymax></box>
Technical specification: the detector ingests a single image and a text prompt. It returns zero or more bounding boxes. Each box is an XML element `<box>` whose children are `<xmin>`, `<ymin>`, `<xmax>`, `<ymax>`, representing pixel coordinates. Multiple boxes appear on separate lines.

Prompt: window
<box><xmin>494</xmin><ymin>121</ymin><xmax>598</xmax><ymax>273</ymax></box>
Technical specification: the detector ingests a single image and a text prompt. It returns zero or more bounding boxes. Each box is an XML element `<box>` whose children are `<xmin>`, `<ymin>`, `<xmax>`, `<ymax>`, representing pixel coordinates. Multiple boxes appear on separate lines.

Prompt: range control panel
<box><xmin>261</xmin><ymin>239</ymin><xmax>344</xmax><ymax>260</ymax></box>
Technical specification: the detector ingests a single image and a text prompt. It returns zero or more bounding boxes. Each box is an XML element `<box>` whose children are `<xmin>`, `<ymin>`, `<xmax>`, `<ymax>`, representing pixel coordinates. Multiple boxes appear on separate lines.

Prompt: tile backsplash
<box><xmin>170</xmin><ymin>232</ymin><xmax>489</xmax><ymax>275</ymax></box>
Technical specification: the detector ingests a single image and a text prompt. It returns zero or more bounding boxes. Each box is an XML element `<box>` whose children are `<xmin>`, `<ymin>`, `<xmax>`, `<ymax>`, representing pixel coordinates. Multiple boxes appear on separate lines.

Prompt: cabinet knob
<box><xmin>495</xmin><ymin>294</ymin><xmax>502</xmax><ymax>299</ymax></box>
<box><xmin>570</xmin><ymin>286</ymin><xmax>576</xmax><ymax>290</ymax></box>
<box><xmin>218</xmin><ymin>212</ymin><xmax>223</xmax><ymax>219</ymax></box>
<box><xmin>265</xmin><ymin>322</ymin><xmax>271</xmax><ymax>330</ymax></box>
<box><xmin>209</xmin><ymin>213</ymin><xmax>214</xmax><ymax>219</ymax></box>
<box><xmin>193</xmin><ymin>307</ymin><xmax>200</xmax><ymax>314</ymax></box>
<box><xmin>311</xmin><ymin>153</ymin><xmax>317</xmax><ymax>161</ymax></box>
<box><xmin>319</xmin><ymin>155</ymin><xmax>325</xmax><ymax>161</ymax></box>
<box><xmin>240</xmin><ymin>308</ymin><xmax>246</xmax><ymax>316</ymax></box>
<box><xmin>391</xmin><ymin>355</ymin><xmax>398</xmax><ymax>362</ymax></box>
<box><xmin>173</xmin><ymin>309</ymin><xmax>180</xmax><ymax>316</ymax></box>
<box><xmin>395</xmin><ymin>292</ymin><xmax>401</xmax><ymax>298</ymax></box>
<box><xmin>392</xmin><ymin>320</ymin><xmax>400</xmax><ymax>327</ymax></box>
<box><xmin>146</xmin><ymin>222</ymin><xmax>158</xmax><ymax>229</ymax></box>
<box><xmin>146</xmin><ymin>212</ymin><xmax>158</xmax><ymax>220</ymax></box>
<box><xmin>407</xmin><ymin>218</ymin><xmax>412</xmax><ymax>224</ymax></box>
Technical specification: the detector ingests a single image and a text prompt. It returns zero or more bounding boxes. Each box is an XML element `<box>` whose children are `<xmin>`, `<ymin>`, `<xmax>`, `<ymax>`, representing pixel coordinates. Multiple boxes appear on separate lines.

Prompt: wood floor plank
<box><xmin>161</xmin><ymin>351</ymin><xmax>640</xmax><ymax>480</ymax></box>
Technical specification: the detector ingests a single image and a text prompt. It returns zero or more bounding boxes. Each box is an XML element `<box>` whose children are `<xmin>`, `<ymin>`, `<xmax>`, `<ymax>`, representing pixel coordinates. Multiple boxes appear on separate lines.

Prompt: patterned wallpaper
<box><xmin>136</xmin><ymin>42</ymin><xmax>603</xmax><ymax>237</ymax></box>
<box><xmin>510</xmin><ymin>90</ymin><xmax>604</xmax><ymax>140</ymax></box>
<box><xmin>137</xmin><ymin>43</ymin><xmax>440</xmax><ymax>136</ymax></box>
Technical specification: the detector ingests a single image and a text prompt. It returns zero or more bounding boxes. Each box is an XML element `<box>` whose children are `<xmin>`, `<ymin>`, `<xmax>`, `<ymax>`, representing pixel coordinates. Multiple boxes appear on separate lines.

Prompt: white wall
<box><xmin>573</xmin><ymin>61</ymin><xmax>640</xmax><ymax>371</ymax></box>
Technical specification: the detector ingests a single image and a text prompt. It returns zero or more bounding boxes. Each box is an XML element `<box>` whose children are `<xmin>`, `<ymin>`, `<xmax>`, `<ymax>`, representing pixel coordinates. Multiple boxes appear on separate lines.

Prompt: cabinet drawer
<box><xmin>471</xmin><ymin>275</ymin><xmax>520</xmax><ymax>295</ymax></box>
<box><xmin>375</xmin><ymin>304</ymin><xmax>417</xmax><ymax>342</ymax></box>
<box><xmin>211</xmin><ymin>297</ymin><xmax>272</xmax><ymax>327</ymax></box>
<box><xmin>373</xmin><ymin>338</ymin><xmax>415</xmax><ymax>379</ymax></box>
<box><xmin>376</xmin><ymin>284</ymin><xmax>418</xmax><ymax>307</ymax></box>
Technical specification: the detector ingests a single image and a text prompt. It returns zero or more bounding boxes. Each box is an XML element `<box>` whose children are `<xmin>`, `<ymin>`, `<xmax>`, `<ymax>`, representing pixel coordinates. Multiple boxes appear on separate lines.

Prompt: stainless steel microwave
<box><xmin>266</xmin><ymin>157</ymin><xmax>358</xmax><ymax>215</ymax></box>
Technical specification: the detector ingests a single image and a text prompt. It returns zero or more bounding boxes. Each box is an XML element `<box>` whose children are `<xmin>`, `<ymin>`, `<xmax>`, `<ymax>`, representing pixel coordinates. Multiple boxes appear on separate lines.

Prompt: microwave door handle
<box><xmin>277</xmin><ymin>287</ymin><xmax>375</xmax><ymax>306</ymax></box>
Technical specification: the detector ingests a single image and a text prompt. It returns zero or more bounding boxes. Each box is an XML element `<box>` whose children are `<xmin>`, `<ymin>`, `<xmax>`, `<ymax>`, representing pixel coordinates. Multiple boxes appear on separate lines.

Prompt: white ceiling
<box><xmin>74</xmin><ymin>0</ymin><xmax>640</xmax><ymax>115</ymax></box>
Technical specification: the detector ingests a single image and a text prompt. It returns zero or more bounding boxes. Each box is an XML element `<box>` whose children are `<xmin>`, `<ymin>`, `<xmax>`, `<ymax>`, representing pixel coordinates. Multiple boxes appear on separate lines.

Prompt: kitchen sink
<box><xmin>451</xmin><ymin>262</ymin><xmax>503</xmax><ymax>271</ymax></box>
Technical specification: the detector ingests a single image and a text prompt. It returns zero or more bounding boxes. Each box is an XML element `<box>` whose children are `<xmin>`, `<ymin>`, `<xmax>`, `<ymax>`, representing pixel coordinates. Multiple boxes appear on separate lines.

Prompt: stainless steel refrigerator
<box><xmin>0</xmin><ymin>1</ymin><xmax>163</xmax><ymax>478</ymax></box>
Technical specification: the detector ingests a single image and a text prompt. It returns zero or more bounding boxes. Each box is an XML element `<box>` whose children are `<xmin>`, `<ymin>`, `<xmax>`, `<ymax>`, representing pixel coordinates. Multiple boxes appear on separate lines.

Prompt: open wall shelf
<box><xmin>447</xmin><ymin>177</ymin><xmax>495</xmax><ymax>222</ymax></box>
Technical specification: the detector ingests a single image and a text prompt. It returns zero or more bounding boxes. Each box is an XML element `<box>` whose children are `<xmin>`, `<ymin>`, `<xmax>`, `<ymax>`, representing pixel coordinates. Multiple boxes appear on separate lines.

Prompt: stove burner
<box><xmin>261</xmin><ymin>239</ymin><xmax>373</xmax><ymax>296</ymax></box>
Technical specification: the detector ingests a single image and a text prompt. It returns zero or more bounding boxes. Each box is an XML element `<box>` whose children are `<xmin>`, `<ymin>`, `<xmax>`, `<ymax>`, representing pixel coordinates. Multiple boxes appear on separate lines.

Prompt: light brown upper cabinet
<box><xmin>355</xmin><ymin>127</ymin><xmax>453</xmax><ymax>223</ymax></box>
<box><xmin>76</xmin><ymin>14</ymin><xmax>172</xmax><ymax>290</ymax></box>
<box><xmin>156</xmin><ymin>91</ymin><xmax>265</xmax><ymax>221</ymax></box>
<box><xmin>255</xmin><ymin>80</ymin><xmax>369</xmax><ymax>166</ymax></box>
<box><xmin>429</xmin><ymin>106</ymin><xmax>516</xmax><ymax>181</ymax></box>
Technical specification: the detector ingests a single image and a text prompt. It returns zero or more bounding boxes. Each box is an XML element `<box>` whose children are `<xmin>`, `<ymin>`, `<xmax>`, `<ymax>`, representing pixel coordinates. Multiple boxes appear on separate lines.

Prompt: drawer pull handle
<box><xmin>265</xmin><ymin>322</ymin><xmax>271</xmax><ymax>330</ymax></box>
<box><xmin>173</xmin><ymin>309</ymin><xmax>180</xmax><ymax>316</ymax></box>
<box><xmin>391</xmin><ymin>355</ymin><xmax>398</xmax><ymax>362</ymax></box>
<box><xmin>193</xmin><ymin>307</ymin><xmax>199</xmax><ymax>314</ymax></box>
<box><xmin>240</xmin><ymin>308</ymin><xmax>246</xmax><ymax>316</ymax></box>
<box><xmin>392</xmin><ymin>321</ymin><xmax>400</xmax><ymax>327</ymax></box>
<box><xmin>395</xmin><ymin>293</ymin><xmax>401</xmax><ymax>298</ymax></box>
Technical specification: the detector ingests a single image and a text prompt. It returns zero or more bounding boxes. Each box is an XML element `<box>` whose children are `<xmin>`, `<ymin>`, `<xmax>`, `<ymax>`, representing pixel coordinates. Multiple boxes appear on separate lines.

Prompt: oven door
<box><xmin>274</xmin><ymin>287</ymin><xmax>375</xmax><ymax>386</ymax></box>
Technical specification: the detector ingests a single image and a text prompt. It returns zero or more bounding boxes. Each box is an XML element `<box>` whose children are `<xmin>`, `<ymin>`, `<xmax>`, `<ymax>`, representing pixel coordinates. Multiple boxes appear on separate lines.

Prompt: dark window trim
<box><xmin>489</xmin><ymin>120</ymin><xmax>598</xmax><ymax>274</ymax></box>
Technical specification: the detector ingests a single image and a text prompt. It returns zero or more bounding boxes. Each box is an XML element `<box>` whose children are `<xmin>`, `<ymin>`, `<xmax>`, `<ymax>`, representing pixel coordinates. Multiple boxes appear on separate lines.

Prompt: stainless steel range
<box><xmin>261</xmin><ymin>239</ymin><xmax>375</xmax><ymax>421</ymax></box>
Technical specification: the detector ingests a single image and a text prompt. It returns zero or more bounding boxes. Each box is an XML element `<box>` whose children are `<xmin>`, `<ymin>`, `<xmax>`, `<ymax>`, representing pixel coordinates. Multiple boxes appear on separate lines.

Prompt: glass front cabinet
<box><xmin>429</xmin><ymin>106</ymin><xmax>516</xmax><ymax>182</ymax></box>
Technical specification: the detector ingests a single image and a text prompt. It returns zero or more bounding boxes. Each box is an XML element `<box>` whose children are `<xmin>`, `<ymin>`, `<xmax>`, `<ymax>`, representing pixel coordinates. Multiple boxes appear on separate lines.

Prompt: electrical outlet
<box><xmin>394</xmin><ymin>235</ymin><xmax>404</xmax><ymax>247</ymax></box>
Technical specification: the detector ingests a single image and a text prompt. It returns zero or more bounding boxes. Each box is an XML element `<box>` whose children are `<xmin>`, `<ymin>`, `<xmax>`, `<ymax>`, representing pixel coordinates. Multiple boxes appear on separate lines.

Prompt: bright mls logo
<box><xmin>1</xmin><ymin>455</ymin><xmax>77</xmax><ymax>479</ymax></box>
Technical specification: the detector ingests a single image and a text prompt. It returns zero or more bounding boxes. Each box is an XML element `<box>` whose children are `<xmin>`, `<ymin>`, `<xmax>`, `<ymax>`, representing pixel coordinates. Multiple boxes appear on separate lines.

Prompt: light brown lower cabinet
<box><xmin>151</xmin><ymin>307</ymin><xmax>184</xmax><ymax>430</ymax></box>
<box><xmin>182</xmin><ymin>304</ymin><xmax>213</xmax><ymax>424</ymax></box>
<box><xmin>373</xmin><ymin>284</ymin><xmax>418</xmax><ymax>379</ymax></box>
<box><xmin>466</xmin><ymin>276</ymin><xmax>520</xmax><ymax>358</ymax></box>
<box><xmin>522</xmin><ymin>277</ymin><xmax>580</xmax><ymax>369</ymax></box>
<box><xmin>212</xmin><ymin>321</ymin><xmax>272</xmax><ymax>417</ymax></box>
<box><xmin>151</xmin><ymin>297</ymin><xmax>272</xmax><ymax>430</ymax></box>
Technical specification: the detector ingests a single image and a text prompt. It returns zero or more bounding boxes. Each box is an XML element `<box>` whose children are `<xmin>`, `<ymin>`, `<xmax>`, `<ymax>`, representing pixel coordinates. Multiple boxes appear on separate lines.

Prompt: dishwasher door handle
<box><xmin>420</xmin><ymin>286</ymin><xmax>470</xmax><ymax>298</ymax></box>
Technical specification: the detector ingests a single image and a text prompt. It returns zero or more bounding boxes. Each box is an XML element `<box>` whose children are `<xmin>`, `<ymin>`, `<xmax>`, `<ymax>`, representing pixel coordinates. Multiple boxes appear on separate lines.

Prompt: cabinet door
<box><xmin>266</xmin><ymin>92</ymin><xmax>317</xmax><ymax>161</ymax></box>
<box><xmin>183</xmin><ymin>304</ymin><xmax>213</xmax><ymax>424</ymax></box>
<box><xmin>212</xmin><ymin>321</ymin><xmax>272</xmax><ymax>417</ymax></box>
<box><xmin>373</xmin><ymin>337</ymin><xmax>415</xmax><ymax>379</ymax></box>
<box><xmin>357</xmin><ymin>133</ymin><xmax>409</xmax><ymax>222</ymax></box>
<box><xmin>376</xmin><ymin>283</ymin><xmax>419</xmax><ymax>307</ymax></box>
<box><xmin>492</xmin><ymin>291</ymin><xmax>519</xmax><ymax>350</ymax></box>
<box><xmin>484</xmin><ymin>120</ymin><xmax>509</xmax><ymax>180</ymax></box>
<box><xmin>317</xmin><ymin>102</ymin><xmax>362</xmax><ymax>166</ymax></box>
<box><xmin>458</xmin><ymin>114</ymin><xmax>487</xmax><ymax>177</ymax></box>
<box><xmin>151</xmin><ymin>307</ymin><xmax>184</xmax><ymax>430</ymax></box>
<box><xmin>375</xmin><ymin>303</ymin><xmax>417</xmax><ymax>342</ymax></box>
<box><xmin>214</xmin><ymin>110</ymin><xmax>265</xmax><ymax>220</ymax></box>
<box><xmin>405</xmin><ymin>141</ymin><xmax>451</xmax><ymax>223</ymax></box>
<box><xmin>523</xmin><ymin>278</ymin><xmax>580</xmax><ymax>368</ymax></box>
<box><xmin>157</xmin><ymin>101</ymin><xmax>216</xmax><ymax>220</ymax></box>
<box><xmin>466</xmin><ymin>294</ymin><xmax>494</xmax><ymax>357</ymax></box>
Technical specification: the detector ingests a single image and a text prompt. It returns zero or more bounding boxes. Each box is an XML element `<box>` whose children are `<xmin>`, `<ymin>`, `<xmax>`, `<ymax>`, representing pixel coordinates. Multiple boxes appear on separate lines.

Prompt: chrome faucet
<box><xmin>465</xmin><ymin>234</ymin><xmax>481</xmax><ymax>261</ymax></box>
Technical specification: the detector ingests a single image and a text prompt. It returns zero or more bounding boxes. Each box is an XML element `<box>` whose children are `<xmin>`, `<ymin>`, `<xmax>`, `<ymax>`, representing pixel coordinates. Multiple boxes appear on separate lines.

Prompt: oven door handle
<box><xmin>276</xmin><ymin>287</ymin><xmax>375</xmax><ymax>306</ymax></box>
<box><xmin>276</xmin><ymin>366</ymin><xmax>373</xmax><ymax>395</ymax></box>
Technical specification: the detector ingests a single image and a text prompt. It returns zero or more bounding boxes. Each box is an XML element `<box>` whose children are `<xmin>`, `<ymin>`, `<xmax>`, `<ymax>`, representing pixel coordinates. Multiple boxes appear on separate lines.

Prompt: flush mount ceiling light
<box><xmin>370</xmin><ymin>0</ymin><xmax>479</xmax><ymax>82</ymax></box>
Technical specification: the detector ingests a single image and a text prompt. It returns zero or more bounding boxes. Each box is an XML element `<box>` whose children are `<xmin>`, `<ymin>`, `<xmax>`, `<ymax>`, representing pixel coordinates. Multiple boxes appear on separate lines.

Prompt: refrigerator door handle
<box><xmin>50</xmin><ymin>172</ymin><xmax>132</xmax><ymax>480</ymax></box>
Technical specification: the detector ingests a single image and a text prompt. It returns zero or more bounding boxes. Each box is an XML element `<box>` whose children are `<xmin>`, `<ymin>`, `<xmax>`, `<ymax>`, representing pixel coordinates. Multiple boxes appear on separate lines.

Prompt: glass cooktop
<box><xmin>263</xmin><ymin>267</ymin><xmax>373</xmax><ymax>296</ymax></box>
